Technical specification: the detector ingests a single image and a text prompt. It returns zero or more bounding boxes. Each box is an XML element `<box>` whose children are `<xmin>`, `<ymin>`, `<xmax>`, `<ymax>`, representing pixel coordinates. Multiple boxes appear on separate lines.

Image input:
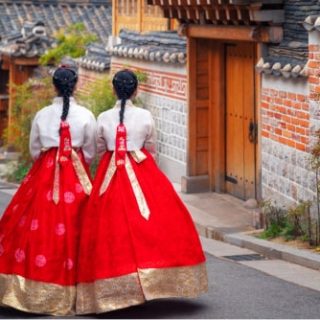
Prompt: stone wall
<box><xmin>260</xmin><ymin>74</ymin><xmax>315</xmax><ymax>207</ymax></box>
<box><xmin>261</xmin><ymin>28</ymin><xmax>320</xmax><ymax>211</ymax></box>
<box><xmin>111</xmin><ymin>57</ymin><xmax>187</xmax><ymax>183</ymax></box>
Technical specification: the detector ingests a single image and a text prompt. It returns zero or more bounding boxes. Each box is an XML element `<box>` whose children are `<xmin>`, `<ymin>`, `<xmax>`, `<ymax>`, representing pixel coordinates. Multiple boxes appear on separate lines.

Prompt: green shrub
<box><xmin>77</xmin><ymin>75</ymin><xmax>116</xmax><ymax>117</ymax></box>
<box><xmin>9</xmin><ymin>77</ymin><xmax>55</xmax><ymax>163</ymax></box>
<box><xmin>6</xmin><ymin>161</ymin><xmax>31</xmax><ymax>183</ymax></box>
<box><xmin>259</xmin><ymin>223</ymin><xmax>284</xmax><ymax>240</ymax></box>
<box><xmin>260</xmin><ymin>199</ymin><xmax>314</xmax><ymax>244</ymax></box>
<box><xmin>40</xmin><ymin>23</ymin><xmax>97</xmax><ymax>65</ymax></box>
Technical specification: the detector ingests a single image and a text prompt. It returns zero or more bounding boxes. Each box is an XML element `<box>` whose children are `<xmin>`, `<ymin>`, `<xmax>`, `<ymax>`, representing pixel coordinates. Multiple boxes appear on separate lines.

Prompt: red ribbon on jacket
<box><xmin>52</xmin><ymin>121</ymin><xmax>92</xmax><ymax>204</ymax></box>
<box><xmin>59</xmin><ymin>121</ymin><xmax>72</xmax><ymax>165</ymax></box>
<box><xmin>115</xmin><ymin>124</ymin><xmax>127</xmax><ymax>168</ymax></box>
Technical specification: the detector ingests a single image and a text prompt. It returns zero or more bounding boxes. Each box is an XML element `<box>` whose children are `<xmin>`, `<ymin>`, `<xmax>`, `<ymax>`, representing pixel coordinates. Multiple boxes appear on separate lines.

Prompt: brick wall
<box><xmin>260</xmin><ymin>29</ymin><xmax>320</xmax><ymax>210</ymax></box>
<box><xmin>111</xmin><ymin>57</ymin><xmax>187</xmax><ymax>183</ymax></box>
<box><xmin>260</xmin><ymin>75</ymin><xmax>315</xmax><ymax>206</ymax></box>
<box><xmin>261</xmin><ymin>86</ymin><xmax>310</xmax><ymax>152</ymax></box>
<box><xmin>308</xmin><ymin>31</ymin><xmax>320</xmax><ymax>147</ymax></box>
<box><xmin>77</xmin><ymin>67</ymin><xmax>108</xmax><ymax>95</ymax></box>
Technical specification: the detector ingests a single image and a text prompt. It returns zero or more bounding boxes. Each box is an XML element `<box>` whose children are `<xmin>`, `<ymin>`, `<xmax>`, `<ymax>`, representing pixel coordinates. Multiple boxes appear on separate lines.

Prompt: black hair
<box><xmin>52</xmin><ymin>66</ymin><xmax>78</xmax><ymax>121</ymax></box>
<box><xmin>112</xmin><ymin>69</ymin><xmax>138</xmax><ymax>124</ymax></box>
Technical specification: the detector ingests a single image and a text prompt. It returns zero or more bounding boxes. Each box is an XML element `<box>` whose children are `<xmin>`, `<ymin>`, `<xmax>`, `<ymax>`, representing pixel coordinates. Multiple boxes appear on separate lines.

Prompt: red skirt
<box><xmin>77</xmin><ymin>149</ymin><xmax>208</xmax><ymax>314</ymax></box>
<box><xmin>0</xmin><ymin>148</ymin><xmax>90</xmax><ymax>315</ymax></box>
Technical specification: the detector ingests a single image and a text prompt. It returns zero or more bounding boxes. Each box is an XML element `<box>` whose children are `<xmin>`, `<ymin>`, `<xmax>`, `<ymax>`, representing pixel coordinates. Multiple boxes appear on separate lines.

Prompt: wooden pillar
<box><xmin>182</xmin><ymin>37</ymin><xmax>211</xmax><ymax>193</ymax></box>
<box><xmin>209</xmin><ymin>42</ymin><xmax>226</xmax><ymax>193</ymax></box>
<box><xmin>6</xmin><ymin>57</ymin><xmax>38</xmax><ymax>143</ymax></box>
<box><xmin>255</xmin><ymin>42</ymin><xmax>265</xmax><ymax>201</ymax></box>
<box><xmin>112</xmin><ymin>0</ymin><xmax>118</xmax><ymax>36</ymax></box>
<box><xmin>187</xmin><ymin>37</ymin><xmax>197</xmax><ymax>178</ymax></box>
<box><xmin>138</xmin><ymin>0</ymin><xmax>143</xmax><ymax>32</ymax></box>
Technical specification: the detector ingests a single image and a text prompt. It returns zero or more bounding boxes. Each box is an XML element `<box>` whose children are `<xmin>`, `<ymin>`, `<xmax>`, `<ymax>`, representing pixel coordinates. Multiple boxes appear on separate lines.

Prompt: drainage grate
<box><xmin>223</xmin><ymin>254</ymin><xmax>266</xmax><ymax>261</ymax></box>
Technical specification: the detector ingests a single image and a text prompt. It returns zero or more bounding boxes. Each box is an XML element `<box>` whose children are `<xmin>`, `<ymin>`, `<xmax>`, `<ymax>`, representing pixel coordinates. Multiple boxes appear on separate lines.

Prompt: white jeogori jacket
<box><xmin>29</xmin><ymin>97</ymin><xmax>97</xmax><ymax>163</ymax></box>
<box><xmin>96</xmin><ymin>100</ymin><xmax>157</xmax><ymax>157</ymax></box>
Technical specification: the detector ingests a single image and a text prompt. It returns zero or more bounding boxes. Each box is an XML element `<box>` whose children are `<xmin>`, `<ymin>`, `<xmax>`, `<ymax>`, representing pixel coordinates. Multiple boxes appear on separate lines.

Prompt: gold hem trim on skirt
<box><xmin>76</xmin><ymin>262</ymin><xmax>208</xmax><ymax>314</ymax></box>
<box><xmin>0</xmin><ymin>274</ymin><xmax>76</xmax><ymax>316</ymax></box>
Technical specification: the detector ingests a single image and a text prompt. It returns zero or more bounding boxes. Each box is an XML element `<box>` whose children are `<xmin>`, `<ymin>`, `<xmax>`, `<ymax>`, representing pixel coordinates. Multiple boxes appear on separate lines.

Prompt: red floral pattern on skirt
<box><xmin>0</xmin><ymin>148</ymin><xmax>90</xmax><ymax>286</ymax></box>
<box><xmin>77</xmin><ymin>149</ymin><xmax>205</xmax><ymax>283</ymax></box>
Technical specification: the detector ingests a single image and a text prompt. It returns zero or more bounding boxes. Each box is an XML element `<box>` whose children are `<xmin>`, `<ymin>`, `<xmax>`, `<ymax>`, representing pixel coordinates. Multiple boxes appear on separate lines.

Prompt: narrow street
<box><xmin>0</xmin><ymin>187</ymin><xmax>320</xmax><ymax>319</ymax></box>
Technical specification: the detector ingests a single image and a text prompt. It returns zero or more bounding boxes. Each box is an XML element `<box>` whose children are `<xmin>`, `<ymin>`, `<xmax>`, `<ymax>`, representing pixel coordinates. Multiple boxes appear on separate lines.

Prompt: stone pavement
<box><xmin>201</xmin><ymin>237</ymin><xmax>320</xmax><ymax>293</ymax></box>
<box><xmin>173</xmin><ymin>183</ymin><xmax>320</xmax><ymax>272</ymax></box>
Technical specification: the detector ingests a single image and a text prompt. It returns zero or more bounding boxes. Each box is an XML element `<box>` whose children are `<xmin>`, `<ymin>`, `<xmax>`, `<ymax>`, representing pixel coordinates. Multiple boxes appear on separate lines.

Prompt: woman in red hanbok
<box><xmin>77</xmin><ymin>69</ymin><xmax>207</xmax><ymax>314</ymax></box>
<box><xmin>0</xmin><ymin>65</ymin><xmax>96</xmax><ymax>315</ymax></box>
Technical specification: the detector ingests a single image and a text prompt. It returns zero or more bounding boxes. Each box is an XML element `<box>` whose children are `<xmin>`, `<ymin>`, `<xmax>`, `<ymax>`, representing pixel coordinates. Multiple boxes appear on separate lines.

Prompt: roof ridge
<box><xmin>0</xmin><ymin>0</ymin><xmax>111</xmax><ymax>4</ymax></box>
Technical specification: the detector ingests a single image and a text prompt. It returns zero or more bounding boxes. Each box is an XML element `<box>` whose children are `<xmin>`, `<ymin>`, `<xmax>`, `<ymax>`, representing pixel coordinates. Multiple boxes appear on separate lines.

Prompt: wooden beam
<box><xmin>187</xmin><ymin>36</ymin><xmax>197</xmax><ymax>176</ymax></box>
<box><xmin>186</xmin><ymin>25</ymin><xmax>283</xmax><ymax>43</ymax></box>
<box><xmin>249</xmin><ymin>9</ymin><xmax>285</xmax><ymax>24</ymax></box>
<box><xmin>0</xmin><ymin>59</ymin><xmax>10</xmax><ymax>70</ymax></box>
<box><xmin>11</xmin><ymin>57</ymin><xmax>39</xmax><ymax>66</ymax></box>
<box><xmin>112</xmin><ymin>0</ymin><xmax>117</xmax><ymax>36</ymax></box>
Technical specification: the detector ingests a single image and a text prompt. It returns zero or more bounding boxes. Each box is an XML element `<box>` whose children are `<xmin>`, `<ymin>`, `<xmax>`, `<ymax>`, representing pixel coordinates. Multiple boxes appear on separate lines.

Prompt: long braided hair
<box><xmin>112</xmin><ymin>70</ymin><xmax>138</xmax><ymax>124</ymax></box>
<box><xmin>52</xmin><ymin>66</ymin><xmax>78</xmax><ymax>121</ymax></box>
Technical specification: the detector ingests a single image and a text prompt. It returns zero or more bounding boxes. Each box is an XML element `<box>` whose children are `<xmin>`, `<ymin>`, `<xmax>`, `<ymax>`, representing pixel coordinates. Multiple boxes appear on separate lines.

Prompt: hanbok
<box><xmin>77</xmin><ymin>100</ymin><xmax>207</xmax><ymax>314</ymax></box>
<box><xmin>0</xmin><ymin>97</ymin><xmax>96</xmax><ymax>315</ymax></box>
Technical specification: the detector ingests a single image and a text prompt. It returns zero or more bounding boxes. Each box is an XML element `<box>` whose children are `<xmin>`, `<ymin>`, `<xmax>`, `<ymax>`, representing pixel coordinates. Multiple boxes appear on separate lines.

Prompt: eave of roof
<box><xmin>108</xmin><ymin>30</ymin><xmax>187</xmax><ymax>65</ymax></box>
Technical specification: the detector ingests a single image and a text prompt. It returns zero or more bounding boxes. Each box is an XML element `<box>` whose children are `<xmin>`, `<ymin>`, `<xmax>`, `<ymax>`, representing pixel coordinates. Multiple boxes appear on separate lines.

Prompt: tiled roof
<box><xmin>77</xmin><ymin>43</ymin><xmax>111</xmax><ymax>72</ymax></box>
<box><xmin>108</xmin><ymin>29</ymin><xmax>187</xmax><ymax>64</ymax></box>
<box><xmin>256</xmin><ymin>57</ymin><xmax>308</xmax><ymax>79</ymax></box>
<box><xmin>0</xmin><ymin>0</ymin><xmax>112</xmax><ymax>58</ymax></box>
<box><xmin>0</xmin><ymin>1</ymin><xmax>112</xmax><ymax>44</ymax></box>
<box><xmin>147</xmin><ymin>0</ymin><xmax>319</xmax><ymax>78</ymax></box>
<box><xmin>0</xmin><ymin>21</ymin><xmax>54</xmax><ymax>57</ymax></box>
<box><xmin>303</xmin><ymin>15</ymin><xmax>320</xmax><ymax>32</ymax></box>
<box><xmin>147</xmin><ymin>0</ymin><xmax>285</xmax><ymax>25</ymax></box>
<box><xmin>262</xmin><ymin>0</ymin><xmax>320</xmax><ymax>78</ymax></box>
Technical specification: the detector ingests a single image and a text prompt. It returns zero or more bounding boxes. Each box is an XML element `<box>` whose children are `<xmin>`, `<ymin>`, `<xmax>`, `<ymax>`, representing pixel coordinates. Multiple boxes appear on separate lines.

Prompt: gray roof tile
<box><xmin>0</xmin><ymin>0</ymin><xmax>112</xmax><ymax>58</ymax></box>
<box><xmin>108</xmin><ymin>29</ymin><xmax>187</xmax><ymax>65</ymax></box>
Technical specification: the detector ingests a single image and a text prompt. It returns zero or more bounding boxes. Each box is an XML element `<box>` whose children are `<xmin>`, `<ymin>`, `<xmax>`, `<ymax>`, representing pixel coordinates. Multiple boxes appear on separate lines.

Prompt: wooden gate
<box><xmin>187</xmin><ymin>39</ymin><xmax>257</xmax><ymax>199</ymax></box>
<box><xmin>225</xmin><ymin>42</ymin><xmax>256</xmax><ymax>200</ymax></box>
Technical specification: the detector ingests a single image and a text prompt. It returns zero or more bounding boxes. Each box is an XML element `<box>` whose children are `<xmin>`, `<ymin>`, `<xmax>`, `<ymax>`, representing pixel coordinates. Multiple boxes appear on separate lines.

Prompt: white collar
<box><xmin>114</xmin><ymin>99</ymin><xmax>135</xmax><ymax>108</ymax></box>
<box><xmin>53</xmin><ymin>96</ymin><xmax>76</xmax><ymax>105</ymax></box>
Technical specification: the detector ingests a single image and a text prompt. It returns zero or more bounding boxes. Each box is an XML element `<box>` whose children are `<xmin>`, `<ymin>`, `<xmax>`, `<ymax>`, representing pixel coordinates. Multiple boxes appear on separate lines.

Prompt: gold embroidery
<box><xmin>99</xmin><ymin>152</ymin><xmax>117</xmax><ymax>195</ymax></box>
<box><xmin>71</xmin><ymin>150</ymin><xmax>92</xmax><ymax>196</ymax></box>
<box><xmin>76</xmin><ymin>263</ymin><xmax>208</xmax><ymax>315</ymax></box>
<box><xmin>0</xmin><ymin>274</ymin><xmax>76</xmax><ymax>316</ymax></box>
<box><xmin>99</xmin><ymin>152</ymin><xmax>150</xmax><ymax>219</ymax></box>
<box><xmin>52</xmin><ymin>151</ymin><xmax>60</xmax><ymax>204</ymax></box>
<box><xmin>130</xmin><ymin>150</ymin><xmax>147</xmax><ymax>163</ymax></box>
<box><xmin>138</xmin><ymin>263</ymin><xmax>208</xmax><ymax>300</ymax></box>
<box><xmin>125</xmin><ymin>155</ymin><xmax>150</xmax><ymax>220</ymax></box>
<box><xmin>77</xmin><ymin>272</ymin><xmax>144</xmax><ymax>315</ymax></box>
<box><xmin>52</xmin><ymin>150</ymin><xmax>92</xmax><ymax>204</ymax></box>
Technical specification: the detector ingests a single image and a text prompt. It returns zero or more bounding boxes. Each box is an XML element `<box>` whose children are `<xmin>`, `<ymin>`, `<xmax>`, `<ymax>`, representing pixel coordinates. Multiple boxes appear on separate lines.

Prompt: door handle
<box><xmin>249</xmin><ymin>120</ymin><xmax>258</xmax><ymax>144</ymax></box>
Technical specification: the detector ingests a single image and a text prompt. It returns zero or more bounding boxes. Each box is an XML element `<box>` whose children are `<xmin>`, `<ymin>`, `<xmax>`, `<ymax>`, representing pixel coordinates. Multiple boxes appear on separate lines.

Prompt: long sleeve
<box><xmin>29</xmin><ymin>113</ymin><xmax>42</xmax><ymax>161</ymax></box>
<box><xmin>144</xmin><ymin>115</ymin><xmax>157</xmax><ymax>158</ymax></box>
<box><xmin>82</xmin><ymin>113</ymin><xmax>97</xmax><ymax>164</ymax></box>
<box><xmin>97</xmin><ymin>123</ymin><xmax>107</xmax><ymax>158</ymax></box>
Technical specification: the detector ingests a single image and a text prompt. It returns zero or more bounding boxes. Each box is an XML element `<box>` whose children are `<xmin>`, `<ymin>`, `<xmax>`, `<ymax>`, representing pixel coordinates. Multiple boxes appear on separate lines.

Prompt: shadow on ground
<box><xmin>0</xmin><ymin>299</ymin><xmax>207</xmax><ymax>319</ymax></box>
<box><xmin>95</xmin><ymin>299</ymin><xmax>207</xmax><ymax>319</ymax></box>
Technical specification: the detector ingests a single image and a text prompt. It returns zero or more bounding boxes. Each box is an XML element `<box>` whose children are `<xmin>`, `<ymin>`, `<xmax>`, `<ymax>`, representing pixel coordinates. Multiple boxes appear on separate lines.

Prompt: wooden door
<box><xmin>225</xmin><ymin>42</ymin><xmax>256</xmax><ymax>200</ymax></box>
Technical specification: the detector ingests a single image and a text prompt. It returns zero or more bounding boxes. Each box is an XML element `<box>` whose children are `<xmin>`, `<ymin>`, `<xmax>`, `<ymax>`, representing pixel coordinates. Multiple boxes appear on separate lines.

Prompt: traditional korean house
<box><xmin>112</xmin><ymin>0</ymin><xmax>174</xmax><ymax>35</ymax></box>
<box><xmin>110</xmin><ymin>0</ymin><xmax>320</xmax><ymax>210</ymax></box>
<box><xmin>0</xmin><ymin>0</ymin><xmax>112</xmax><ymax>143</ymax></box>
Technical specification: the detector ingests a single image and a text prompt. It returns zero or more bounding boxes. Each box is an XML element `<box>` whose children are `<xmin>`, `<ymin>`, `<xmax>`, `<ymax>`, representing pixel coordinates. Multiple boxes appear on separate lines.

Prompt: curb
<box><xmin>196</xmin><ymin>223</ymin><xmax>320</xmax><ymax>271</ymax></box>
